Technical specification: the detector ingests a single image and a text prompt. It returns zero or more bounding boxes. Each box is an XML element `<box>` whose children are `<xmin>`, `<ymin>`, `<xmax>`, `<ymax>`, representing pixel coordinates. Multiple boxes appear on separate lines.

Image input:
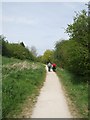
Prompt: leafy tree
<box><xmin>54</xmin><ymin>40</ymin><xmax>67</xmax><ymax>67</ymax></box>
<box><xmin>42</xmin><ymin>49</ymin><xmax>54</xmax><ymax>63</ymax></box>
<box><xmin>54</xmin><ymin>9</ymin><xmax>89</xmax><ymax>81</ymax></box>
<box><xmin>37</xmin><ymin>55</ymin><xmax>43</xmax><ymax>62</ymax></box>
<box><xmin>55</xmin><ymin>39</ymin><xmax>89</xmax><ymax>78</ymax></box>
<box><xmin>66</xmin><ymin>10</ymin><xmax>88</xmax><ymax>47</ymax></box>
<box><xmin>0</xmin><ymin>35</ymin><xmax>11</xmax><ymax>57</ymax></box>
<box><xmin>20</xmin><ymin>42</ymin><xmax>25</xmax><ymax>47</ymax></box>
<box><xmin>65</xmin><ymin>9</ymin><xmax>89</xmax><ymax>79</ymax></box>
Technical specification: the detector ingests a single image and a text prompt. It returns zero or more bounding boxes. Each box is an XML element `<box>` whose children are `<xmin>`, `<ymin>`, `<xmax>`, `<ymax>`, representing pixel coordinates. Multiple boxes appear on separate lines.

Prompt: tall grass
<box><xmin>2</xmin><ymin>57</ymin><xmax>46</xmax><ymax>118</ymax></box>
<box><xmin>2</xmin><ymin>56</ymin><xmax>21</xmax><ymax>65</ymax></box>
<box><xmin>56</xmin><ymin>67</ymin><xmax>88</xmax><ymax>118</ymax></box>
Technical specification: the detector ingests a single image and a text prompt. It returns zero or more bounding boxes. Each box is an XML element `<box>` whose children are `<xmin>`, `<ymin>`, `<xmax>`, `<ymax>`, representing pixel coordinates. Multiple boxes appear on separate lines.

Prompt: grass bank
<box><xmin>56</xmin><ymin>67</ymin><xmax>88</xmax><ymax>118</ymax></box>
<box><xmin>2</xmin><ymin>56</ymin><xmax>21</xmax><ymax>65</ymax></box>
<box><xmin>2</xmin><ymin>57</ymin><xmax>46</xmax><ymax>118</ymax></box>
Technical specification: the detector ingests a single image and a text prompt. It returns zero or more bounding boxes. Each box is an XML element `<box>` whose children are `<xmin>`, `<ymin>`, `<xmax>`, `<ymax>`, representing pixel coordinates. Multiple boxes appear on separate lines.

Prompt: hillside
<box><xmin>2</xmin><ymin>56</ymin><xmax>46</xmax><ymax>118</ymax></box>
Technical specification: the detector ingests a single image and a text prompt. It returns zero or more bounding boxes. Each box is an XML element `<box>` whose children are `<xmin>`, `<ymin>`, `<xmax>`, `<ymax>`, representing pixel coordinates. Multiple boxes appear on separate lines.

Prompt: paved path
<box><xmin>31</xmin><ymin>66</ymin><xmax>73</xmax><ymax>118</ymax></box>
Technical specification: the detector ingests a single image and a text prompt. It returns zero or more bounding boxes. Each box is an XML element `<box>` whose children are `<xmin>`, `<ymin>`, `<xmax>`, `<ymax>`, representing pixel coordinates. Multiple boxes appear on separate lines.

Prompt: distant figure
<box><xmin>52</xmin><ymin>63</ymin><xmax>56</xmax><ymax>72</ymax></box>
<box><xmin>47</xmin><ymin>62</ymin><xmax>52</xmax><ymax>72</ymax></box>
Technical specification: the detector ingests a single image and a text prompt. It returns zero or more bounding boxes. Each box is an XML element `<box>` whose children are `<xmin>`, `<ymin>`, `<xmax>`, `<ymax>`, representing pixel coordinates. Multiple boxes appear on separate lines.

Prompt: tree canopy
<box><xmin>54</xmin><ymin>9</ymin><xmax>89</xmax><ymax>82</ymax></box>
<box><xmin>42</xmin><ymin>49</ymin><xmax>54</xmax><ymax>63</ymax></box>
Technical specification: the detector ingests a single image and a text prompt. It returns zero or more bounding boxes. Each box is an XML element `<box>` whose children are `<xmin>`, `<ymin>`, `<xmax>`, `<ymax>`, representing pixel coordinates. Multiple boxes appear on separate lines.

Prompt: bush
<box><xmin>0</xmin><ymin>36</ymin><xmax>35</xmax><ymax>61</ymax></box>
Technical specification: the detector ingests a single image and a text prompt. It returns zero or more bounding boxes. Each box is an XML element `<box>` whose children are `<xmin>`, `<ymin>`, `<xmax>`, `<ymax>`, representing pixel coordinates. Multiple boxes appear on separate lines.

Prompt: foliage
<box><xmin>1</xmin><ymin>35</ymin><xmax>35</xmax><ymax>61</ymax></box>
<box><xmin>55</xmin><ymin>40</ymin><xmax>89</xmax><ymax>77</ymax></box>
<box><xmin>54</xmin><ymin>10</ymin><xmax>89</xmax><ymax>81</ymax></box>
<box><xmin>54</xmin><ymin>40</ymin><xmax>67</xmax><ymax>67</ymax></box>
<box><xmin>20</xmin><ymin>42</ymin><xmax>25</xmax><ymax>47</ymax></box>
<box><xmin>66</xmin><ymin>10</ymin><xmax>88</xmax><ymax>47</ymax></box>
<box><xmin>42</xmin><ymin>49</ymin><xmax>54</xmax><ymax>63</ymax></box>
<box><xmin>36</xmin><ymin>55</ymin><xmax>43</xmax><ymax>62</ymax></box>
<box><xmin>2</xmin><ymin>57</ymin><xmax>46</xmax><ymax>118</ymax></box>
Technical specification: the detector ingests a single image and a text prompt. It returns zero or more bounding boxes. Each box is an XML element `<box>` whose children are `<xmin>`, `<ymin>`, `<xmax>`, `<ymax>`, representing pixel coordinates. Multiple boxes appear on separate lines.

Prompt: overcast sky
<box><xmin>2</xmin><ymin>2</ymin><xmax>88</xmax><ymax>55</ymax></box>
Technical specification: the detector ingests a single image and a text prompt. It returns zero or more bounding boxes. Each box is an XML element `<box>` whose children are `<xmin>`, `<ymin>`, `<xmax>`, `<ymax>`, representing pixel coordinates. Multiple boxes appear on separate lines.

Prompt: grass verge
<box><xmin>56</xmin><ymin>67</ymin><xmax>88</xmax><ymax>118</ymax></box>
<box><xmin>2</xmin><ymin>57</ymin><xmax>46</xmax><ymax>118</ymax></box>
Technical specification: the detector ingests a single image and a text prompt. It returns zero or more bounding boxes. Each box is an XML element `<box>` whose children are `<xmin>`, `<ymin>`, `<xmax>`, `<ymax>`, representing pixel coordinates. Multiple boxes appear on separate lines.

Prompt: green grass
<box><xmin>2</xmin><ymin>56</ymin><xmax>21</xmax><ymax>65</ymax></box>
<box><xmin>56</xmin><ymin>67</ymin><xmax>88</xmax><ymax>118</ymax></box>
<box><xmin>2</xmin><ymin>57</ymin><xmax>46</xmax><ymax>118</ymax></box>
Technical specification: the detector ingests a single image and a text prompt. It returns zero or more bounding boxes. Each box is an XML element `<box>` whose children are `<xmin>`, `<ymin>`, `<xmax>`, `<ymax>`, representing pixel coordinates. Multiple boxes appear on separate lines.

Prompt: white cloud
<box><xmin>3</xmin><ymin>16</ymin><xmax>37</xmax><ymax>25</ymax></box>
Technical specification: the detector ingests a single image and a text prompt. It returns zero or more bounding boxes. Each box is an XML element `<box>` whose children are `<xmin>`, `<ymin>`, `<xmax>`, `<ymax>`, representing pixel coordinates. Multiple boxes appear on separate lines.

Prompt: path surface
<box><xmin>31</xmin><ymin>66</ymin><xmax>73</xmax><ymax>118</ymax></box>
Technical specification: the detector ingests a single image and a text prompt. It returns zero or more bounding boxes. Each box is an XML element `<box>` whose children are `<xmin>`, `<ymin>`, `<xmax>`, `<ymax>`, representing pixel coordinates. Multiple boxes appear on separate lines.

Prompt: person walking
<box><xmin>52</xmin><ymin>63</ymin><xmax>56</xmax><ymax>72</ymax></box>
<box><xmin>47</xmin><ymin>62</ymin><xmax>52</xmax><ymax>72</ymax></box>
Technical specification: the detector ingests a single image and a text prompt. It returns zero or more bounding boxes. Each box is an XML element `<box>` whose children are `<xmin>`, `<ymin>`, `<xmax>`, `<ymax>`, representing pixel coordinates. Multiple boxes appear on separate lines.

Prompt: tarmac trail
<box><xmin>31</xmin><ymin>66</ymin><xmax>73</xmax><ymax>118</ymax></box>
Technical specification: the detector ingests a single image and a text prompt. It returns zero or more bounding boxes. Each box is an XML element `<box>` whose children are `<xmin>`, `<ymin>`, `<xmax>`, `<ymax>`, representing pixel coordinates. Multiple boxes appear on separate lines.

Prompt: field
<box><xmin>56</xmin><ymin>67</ymin><xmax>88</xmax><ymax>118</ymax></box>
<box><xmin>2</xmin><ymin>56</ymin><xmax>46</xmax><ymax>118</ymax></box>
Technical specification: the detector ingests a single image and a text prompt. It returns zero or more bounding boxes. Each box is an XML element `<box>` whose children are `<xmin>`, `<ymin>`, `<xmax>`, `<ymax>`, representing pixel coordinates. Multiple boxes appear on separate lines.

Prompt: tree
<box><xmin>20</xmin><ymin>42</ymin><xmax>25</xmax><ymax>47</ymax></box>
<box><xmin>66</xmin><ymin>10</ymin><xmax>88</xmax><ymax>47</ymax></box>
<box><xmin>54</xmin><ymin>40</ymin><xmax>68</xmax><ymax>68</ymax></box>
<box><xmin>1</xmin><ymin>35</ymin><xmax>11</xmax><ymax>57</ymax></box>
<box><xmin>42</xmin><ymin>49</ymin><xmax>54</xmax><ymax>63</ymax></box>
<box><xmin>54</xmin><ymin>9</ymin><xmax>89</xmax><ymax>81</ymax></box>
<box><xmin>37</xmin><ymin>55</ymin><xmax>43</xmax><ymax>62</ymax></box>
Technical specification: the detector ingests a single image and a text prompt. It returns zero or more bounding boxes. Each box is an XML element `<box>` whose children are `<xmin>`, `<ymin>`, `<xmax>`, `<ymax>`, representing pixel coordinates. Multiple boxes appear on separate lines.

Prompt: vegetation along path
<box><xmin>31</xmin><ymin>66</ymin><xmax>73</xmax><ymax>118</ymax></box>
